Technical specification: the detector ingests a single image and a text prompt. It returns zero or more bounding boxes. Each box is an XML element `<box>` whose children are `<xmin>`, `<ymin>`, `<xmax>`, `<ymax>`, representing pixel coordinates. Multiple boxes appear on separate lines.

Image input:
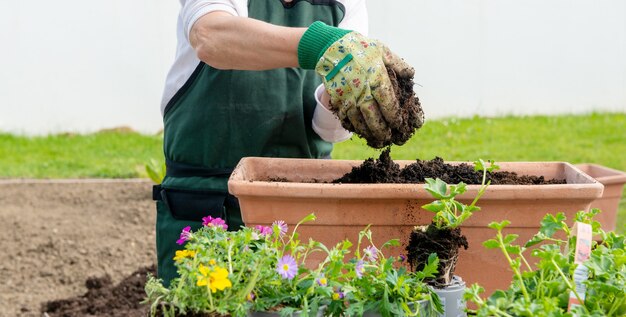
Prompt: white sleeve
<box><xmin>312</xmin><ymin>85</ymin><xmax>353</xmax><ymax>143</ymax></box>
<box><xmin>180</xmin><ymin>0</ymin><xmax>248</xmax><ymax>42</ymax></box>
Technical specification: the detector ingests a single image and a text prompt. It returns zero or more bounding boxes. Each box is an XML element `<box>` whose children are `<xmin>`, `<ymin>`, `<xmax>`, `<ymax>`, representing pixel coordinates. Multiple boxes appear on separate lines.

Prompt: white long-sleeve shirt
<box><xmin>161</xmin><ymin>0</ymin><xmax>368</xmax><ymax>143</ymax></box>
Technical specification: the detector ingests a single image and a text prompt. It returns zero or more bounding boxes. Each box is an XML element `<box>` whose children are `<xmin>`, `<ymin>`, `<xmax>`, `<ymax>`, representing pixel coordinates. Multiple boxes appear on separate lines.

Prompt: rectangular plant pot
<box><xmin>228</xmin><ymin>158</ymin><xmax>603</xmax><ymax>295</ymax></box>
<box><xmin>575</xmin><ymin>163</ymin><xmax>626</xmax><ymax>231</ymax></box>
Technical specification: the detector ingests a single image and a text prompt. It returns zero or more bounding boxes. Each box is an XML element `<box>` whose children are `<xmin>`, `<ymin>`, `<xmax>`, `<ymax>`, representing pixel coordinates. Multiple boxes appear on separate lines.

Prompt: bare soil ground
<box><xmin>0</xmin><ymin>179</ymin><xmax>155</xmax><ymax>317</ymax></box>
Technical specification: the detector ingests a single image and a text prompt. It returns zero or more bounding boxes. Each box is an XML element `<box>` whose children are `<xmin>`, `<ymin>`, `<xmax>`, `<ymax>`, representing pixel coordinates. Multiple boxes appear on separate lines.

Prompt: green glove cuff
<box><xmin>297</xmin><ymin>21</ymin><xmax>351</xmax><ymax>70</ymax></box>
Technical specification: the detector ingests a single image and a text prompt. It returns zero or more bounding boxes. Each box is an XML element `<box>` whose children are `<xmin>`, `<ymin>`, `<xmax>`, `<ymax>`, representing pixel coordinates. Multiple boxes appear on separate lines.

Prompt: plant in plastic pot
<box><xmin>333</xmin><ymin>227</ymin><xmax>443</xmax><ymax>317</ymax></box>
<box><xmin>144</xmin><ymin>214</ymin><xmax>337</xmax><ymax>317</ymax></box>
<box><xmin>465</xmin><ymin>209</ymin><xmax>626</xmax><ymax>317</ymax></box>
<box><xmin>406</xmin><ymin>159</ymin><xmax>497</xmax><ymax>317</ymax></box>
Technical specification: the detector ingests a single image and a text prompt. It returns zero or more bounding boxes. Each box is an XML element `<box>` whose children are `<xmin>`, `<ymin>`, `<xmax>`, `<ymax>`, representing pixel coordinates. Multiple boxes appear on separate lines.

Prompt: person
<box><xmin>154</xmin><ymin>0</ymin><xmax>415</xmax><ymax>286</ymax></box>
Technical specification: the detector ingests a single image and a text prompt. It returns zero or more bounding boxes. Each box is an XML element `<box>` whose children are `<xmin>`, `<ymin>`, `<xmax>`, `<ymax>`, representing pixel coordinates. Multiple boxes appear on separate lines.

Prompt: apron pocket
<box><xmin>152</xmin><ymin>185</ymin><xmax>238</xmax><ymax>222</ymax></box>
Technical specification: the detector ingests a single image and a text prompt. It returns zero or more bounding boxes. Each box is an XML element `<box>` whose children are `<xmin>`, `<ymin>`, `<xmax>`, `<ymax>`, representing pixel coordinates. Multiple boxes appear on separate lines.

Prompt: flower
<box><xmin>176</xmin><ymin>226</ymin><xmax>192</xmax><ymax>245</ymax></box>
<box><xmin>246</xmin><ymin>292</ymin><xmax>255</xmax><ymax>301</ymax></box>
<box><xmin>202</xmin><ymin>216</ymin><xmax>228</xmax><ymax>230</ymax></box>
<box><xmin>355</xmin><ymin>260</ymin><xmax>364</xmax><ymax>278</ymax></box>
<box><xmin>273</xmin><ymin>220</ymin><xmax>288</xmax><ymax>236</ymax></box>
<box><xmin>208</xmin><ymin>259</ymin><xmax>216</xmax><ymax>266</ymax></box>
<box><xmin>398</xmin><ymin>254</ymin><xmax>407</xmax><ymax>262</ymax></box>
<box><xmin>173</xmin><ymin>250</ymin><xmax>196</xmax><ymax>261</ymax></box>
<box><xmin>363</xmin><ymin>245</ymin><xmax>378</xmax><ymax>262</ymax></box>
<box><xmin>197</xmin><ymin>264</ymin><xmax>232</xmax><ymax>293</ymax></box>
<box><xmin>276</xmin><ymin>255</ymin><xmax>297</xmax><ymax>280</ymax></box>
<box><xmin>255</xmin><ymin>225</ymin><xmax>273</xmax><ymax>236</ymax></box>
<box><xmin>316</xmin><ymin>273</ymin><xmax>328</xmax><ymax>286</ymax></box>
<box><xmin>332</xmin><ymin>289</ymin><xmax>345</xmax><ymax>300</ymax></box>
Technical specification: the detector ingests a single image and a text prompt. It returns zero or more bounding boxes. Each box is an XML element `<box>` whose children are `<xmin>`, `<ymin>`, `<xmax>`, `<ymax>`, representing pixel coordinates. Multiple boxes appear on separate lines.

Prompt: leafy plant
<box><xmin>145</xmin><ymin>158</ymin><xmax>165</xmax><ymax>184</ymax></box>
<box><xmin>407</xmin><ymin>159</ymin><xmax>498</xmax><ymax>286</ymax></box>
<box><xmin>336</xmin><ymin>227</ymin><xmax>443</xmax><ymax>317</ymax></box>
<box><xmin>465</xmin><ymin>209</ymin><xmax>626</xmax><ymax>317</ymax></box>
<box><xmin>422</xmin><ymin>159</ymin><xmax>499</xmax><ymax>230</ymax></box>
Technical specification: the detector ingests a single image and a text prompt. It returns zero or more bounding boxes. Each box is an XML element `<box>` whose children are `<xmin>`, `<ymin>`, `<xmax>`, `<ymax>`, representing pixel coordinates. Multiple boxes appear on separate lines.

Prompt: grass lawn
<box><xmin>1</xmin><ymin>113</ymin><xmax>624</xmax><ymax>231</ymax></box>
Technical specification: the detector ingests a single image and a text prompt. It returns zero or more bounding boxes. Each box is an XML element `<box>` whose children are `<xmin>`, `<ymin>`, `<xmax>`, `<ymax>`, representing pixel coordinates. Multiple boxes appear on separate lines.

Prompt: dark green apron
<box><xmin>154</xmin><ymin>0</ymin><xmax>346</xmax><ymax>286</ymax></box>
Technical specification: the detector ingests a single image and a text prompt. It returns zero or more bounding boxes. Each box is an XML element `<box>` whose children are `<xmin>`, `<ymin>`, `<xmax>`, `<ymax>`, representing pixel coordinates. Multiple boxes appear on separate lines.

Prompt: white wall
<box><xmin>1</xmin><ymin>1</ymin><xmax>625</xmax><ymax>135</ymax></box>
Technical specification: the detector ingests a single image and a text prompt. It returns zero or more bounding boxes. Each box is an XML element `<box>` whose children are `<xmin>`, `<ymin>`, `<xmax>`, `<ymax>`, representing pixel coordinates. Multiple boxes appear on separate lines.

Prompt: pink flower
<box><xmin>355</xmin><ymin>260</ymin><xmax>364</xmax><ymax>278</ymax></box>
<box><xmin>363</xmin><ymin>246</ymin><xmax>378</xmax><ymax>262</ymax></box>
<box><xmin>255</xmin><ymin>225</ymin><xmax>273</xmax><ymax>236</ymax></box>
<box><xmin>276</xmin><ymin>255</ymin><xmax>297</xmax><ymax>280</ymax></box>
<box><xmin>273</xmin><ymin>220</ymin><xmax>288</xmax><ymax>236</ymax></box>
<box><xmin>202</xmin><ymin>216</ymin><xmax>228</xmax><ymax>230</ymax></box>
<box><xmin>176</xmin><ymin>226</ymin><xmax>192</xmax><ymax>245</ymax></box>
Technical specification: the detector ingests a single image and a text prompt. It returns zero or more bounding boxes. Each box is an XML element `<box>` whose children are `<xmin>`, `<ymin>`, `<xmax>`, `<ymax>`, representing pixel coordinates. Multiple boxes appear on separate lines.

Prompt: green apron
<box><xmin>154</xmin><ymin>0</ymin><xmax>346</xmax><ymax>286</ymax></box>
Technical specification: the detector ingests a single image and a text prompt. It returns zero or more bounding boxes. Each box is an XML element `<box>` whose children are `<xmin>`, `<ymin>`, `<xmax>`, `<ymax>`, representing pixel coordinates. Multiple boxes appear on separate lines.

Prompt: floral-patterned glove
<box><xmin>298</xmin><ymin>21</ymin><xmax>414</xmax><ymax>145</ymax></box>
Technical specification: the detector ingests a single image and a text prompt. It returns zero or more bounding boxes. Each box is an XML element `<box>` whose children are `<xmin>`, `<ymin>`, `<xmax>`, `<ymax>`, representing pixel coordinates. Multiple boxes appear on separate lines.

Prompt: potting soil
<box><xmin>333</xmin><ymin>149</ymin><xmax>567</xmax><ymax>185</ymax></box>
<box><xmin>333</xmin><ymin>67</ymin><xmax>424</xmax><ymax>149</ymax></box>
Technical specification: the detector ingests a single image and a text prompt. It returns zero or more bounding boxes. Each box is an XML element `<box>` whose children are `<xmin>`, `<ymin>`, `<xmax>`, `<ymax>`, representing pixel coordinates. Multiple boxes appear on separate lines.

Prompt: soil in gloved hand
<box><xmin>333</xmin><ymin>67</ymin><xmax>424</xmax><ymax>148</ymax></box>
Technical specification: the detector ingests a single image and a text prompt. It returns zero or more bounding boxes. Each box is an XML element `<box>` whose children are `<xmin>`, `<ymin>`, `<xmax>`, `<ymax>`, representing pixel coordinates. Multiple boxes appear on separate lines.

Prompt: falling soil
<box><xmin>333</xmin><ymin>149</ymin><xmax>567</xmax><ymax>185</ymax></box>
<box><xmin>332</xmin><ymin>67</ymin><xmax>424</xmax><ymax>149</ymax></box>
<box><xmin>42</xmin><ymin>266</ymin><xmax>154</xmax><ymax>317</ymax></box>
<box><xmin>406</xmin><ymin>225</ymin><xmax>468</xmax><ymax>287</ymax></box>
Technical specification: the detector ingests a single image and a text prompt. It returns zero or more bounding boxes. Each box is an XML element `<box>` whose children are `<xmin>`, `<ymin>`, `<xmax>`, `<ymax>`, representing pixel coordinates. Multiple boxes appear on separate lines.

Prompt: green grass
<box><xmin>1</xmin><ymin>113</ymin><xmax>624</xmax><ymax>231</ymax></box>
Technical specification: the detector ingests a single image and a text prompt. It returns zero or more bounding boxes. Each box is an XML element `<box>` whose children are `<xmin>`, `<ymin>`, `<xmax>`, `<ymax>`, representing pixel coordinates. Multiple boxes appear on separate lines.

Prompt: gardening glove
<box><xmin>298</xmin><ymin>21</ymin><xmax>414</xmax><ymax>144</ymax></box>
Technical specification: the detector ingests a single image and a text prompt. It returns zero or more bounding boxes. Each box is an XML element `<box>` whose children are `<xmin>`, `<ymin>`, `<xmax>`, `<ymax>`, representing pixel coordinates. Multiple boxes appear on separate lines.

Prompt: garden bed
<box><xmin>0</xmin><ymin>179</ymin><xmax>155</xmax><ymax>317</ymax></box>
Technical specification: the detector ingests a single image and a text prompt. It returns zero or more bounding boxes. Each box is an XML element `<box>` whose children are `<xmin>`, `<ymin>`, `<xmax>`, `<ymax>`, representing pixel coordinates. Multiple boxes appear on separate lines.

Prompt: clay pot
<box><xmin>432</xmin><ymin>276</ymin><xmax>466</xmax><ymax>317</ymax></box>
<box><xmin>228</xmin><ymin>158</ymin><xmax>603</xmax><ymax>295</ymax></box>
<box><xmin>575</xmin><ymin>163</ymin><xmax>626</xmax><ymax>231</ymax></box>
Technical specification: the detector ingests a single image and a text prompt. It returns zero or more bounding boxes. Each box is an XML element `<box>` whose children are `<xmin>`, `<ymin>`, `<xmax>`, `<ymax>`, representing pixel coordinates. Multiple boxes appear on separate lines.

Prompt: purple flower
<box><xmin>255</xmin><ymin>225</ymin><xmax>273</xmax><ymax>236</ymax></box>
<box><xmin>332</xmin><ymin>288</ymin><xmax>344</xmax><ymax>301</ymax></box>
<box><xmin>363</xmin><ymin>246</ymin><xmax>378</xmax><ymax>262</ymax></box>
<box><xmin>202</xmin><ymin>216</ymin><xmax>228</xmax><ymax>230</ymax></box>
<box><xmin>273</xmin><ymin>220</ymin><xmax>288</xmax><ymax>236</ymax></box>
<box><xmin>316</xmin><ymin>273</ymin><xmax>328</xmax><ymax>286</ymax></box>
<box><xmin>355</xmin><ymin>260</ymin><xmax>364</xmax><ymax>278</ymax></box>
<box><xmin>399</xmin><ymin>254</ymin><xmax>407</xmax><ymax>262</ymax></box>
<box><xmin>276</xmin><ymin>255</ymin><xmax>297</xmax><ymax>280</ymax></box>
<box><xmin>176</xmin><ymin>226</ymin><xmax>192</xmax><ymax>245</ymax></box>
<box><xmin>246</xmin><ymin>292</ymin><xmax>255</xmax><ymax>301</ymax></box>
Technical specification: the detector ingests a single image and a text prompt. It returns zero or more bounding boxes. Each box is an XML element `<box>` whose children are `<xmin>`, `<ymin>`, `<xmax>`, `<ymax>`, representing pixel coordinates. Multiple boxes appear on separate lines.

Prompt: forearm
<box><xmin>190</xmin><ymin>11</ymin><xmax>305</xmax><ymax>70</ymax></box>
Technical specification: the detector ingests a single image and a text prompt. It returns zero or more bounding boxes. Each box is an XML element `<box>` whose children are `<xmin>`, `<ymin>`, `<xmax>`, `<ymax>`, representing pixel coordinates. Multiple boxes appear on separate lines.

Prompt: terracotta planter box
<box><xmin>228</xmin><ymin>158</ymin><xmax>603</xmax><ymax>295</ymax></box>
<box><xmin>575</xmin><ymin>163</ymin><xmax>626</xmax><ymax>231</ymax></box>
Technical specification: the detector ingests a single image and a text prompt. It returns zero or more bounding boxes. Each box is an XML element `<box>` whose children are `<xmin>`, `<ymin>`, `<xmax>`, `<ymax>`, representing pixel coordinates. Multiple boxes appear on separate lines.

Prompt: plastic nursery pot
<box><xmin>432</xmin><ymin>276</ymin><xmax>466</xmax><ymax>317</ymax></box>
<box><xmin>575</xmin><ymin>163</ymin><xmax>626</xmax><ymax>231</ymax></box>
<box><xmin>228</xmin><ymin>158</ymin><xmax>603</xmax><ymax>295</ymax></box>
<box><xmin>362</xmin><ymin>300</ymin><xmax>433</xmax><ymax>317</ymax></box>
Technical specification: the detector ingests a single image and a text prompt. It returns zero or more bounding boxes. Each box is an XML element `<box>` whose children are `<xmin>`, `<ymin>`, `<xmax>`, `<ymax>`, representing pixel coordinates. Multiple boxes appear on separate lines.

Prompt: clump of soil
<box><xmin>334</xmin><ymin>149</ymin><xmax>566</xmax><ymax>185</ymax></box>
<box><xmin>406</xmin><ymin>225</ymin><xmax>468</xmax><ymax>287</ymax></box>
<box><xmin>42</xmin><ymin>265</ymin><xmax>154</xmax><ymax>317</ymax></box>
<box><xmin>333</xmin><ymin>67</ymin><xmax>424</xmax><ymax>149</ymax></box>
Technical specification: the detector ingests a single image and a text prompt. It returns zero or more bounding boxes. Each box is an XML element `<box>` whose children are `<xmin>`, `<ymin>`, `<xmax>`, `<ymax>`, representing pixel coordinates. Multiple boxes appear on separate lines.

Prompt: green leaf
<box><xmin>488</xmin><ymin>220</ymin><xmax>511</xmax><ymax>230</ymax></box>
<box><xmin>539</xmin><ymin>213</ymin><xmax>566</xmax><ymax>237</ymax></box>
<box><xmin>483</xmin><ymin>239</ymin><xmax>500</xmax><ymax>249</ymax></box>
<box><xmin>525</xmin><ymin>232</ymin><xmax>547</xmax><ymax>248</ymax></box>
<box><xmin>422</xmin><ymin>201</ymin><xmax>445</xmax><ymax>213</ymax></box>
<box><xmin>424</xmin><ymin>178</ymin><xmax>449</xmax><ymax>199</ymax></box>
<box><xmin>503</xmin><ymin>234</ymin><xmax>519</xmax><ymax>244</ymax></box>
<box><xmin>505</xmin><ymin>245</ymin><xmax>521</xmax><ymax>255</ymax></box>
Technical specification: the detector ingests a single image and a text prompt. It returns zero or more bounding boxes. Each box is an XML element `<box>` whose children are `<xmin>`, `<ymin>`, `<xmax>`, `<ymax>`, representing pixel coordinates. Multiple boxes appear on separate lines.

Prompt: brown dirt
<box><xmin>0</xmin><ymin>179</ymin><xmax>156</xmax><ymax>317</ymax></box>
<box><xmin>333</xmin><ymin>149</ymin><xmax>567</xmax><ymax>185</ymax></box>
<box><xmin>406</xmin><ymin>225</ymin><xmax>468</xmax><ymax>287</ymax></box>
<box><xmin>335</xmin><ymin>67</ymin><xmax>424</xmax><ymax>149</ymax></box>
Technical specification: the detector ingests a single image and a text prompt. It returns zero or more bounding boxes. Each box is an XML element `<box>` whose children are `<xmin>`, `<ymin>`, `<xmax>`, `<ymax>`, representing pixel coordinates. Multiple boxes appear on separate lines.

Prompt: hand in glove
<box><xmin>298</xmin><ymin>21</ymin><xmax>415</xmax><ymax>146</ymax></box>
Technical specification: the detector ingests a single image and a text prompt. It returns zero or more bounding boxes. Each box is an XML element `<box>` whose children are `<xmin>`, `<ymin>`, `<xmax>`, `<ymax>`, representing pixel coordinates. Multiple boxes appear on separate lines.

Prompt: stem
<box><xmin>607</xmin><ymin>295</ymin><xmax>625</xmax><ymax>317</ymax></box>
<box><xmin>207</xmin><ymin>283</ymin><xmax>215</xmax><ymax>310</ymax></box>
<box><xmin>498</xmin><ymin>229</ymin><xmax>530</xmax><ymax>301</ymax></box>
<box><xmin>551</xmin><ymin>259</ymin><xmax>590</xmax><ymax>315</ymax></box>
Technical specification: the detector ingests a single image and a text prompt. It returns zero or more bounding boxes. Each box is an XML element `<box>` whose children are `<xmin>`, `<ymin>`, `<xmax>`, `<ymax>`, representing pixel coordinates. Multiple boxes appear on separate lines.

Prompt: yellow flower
<box><xmin>209</xmin><ymin>259</ymin><xmax>216</xmax><ymax>265</ymax></box>
<box><xmin>196</xmin><ymin>265</ymin><xmax>232</xmax><ymax>293</ymax></box>
<box><xmin>173</xmin><ymin>250</ymin><xmax>196</xmax><ymax>261</ymax></box>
